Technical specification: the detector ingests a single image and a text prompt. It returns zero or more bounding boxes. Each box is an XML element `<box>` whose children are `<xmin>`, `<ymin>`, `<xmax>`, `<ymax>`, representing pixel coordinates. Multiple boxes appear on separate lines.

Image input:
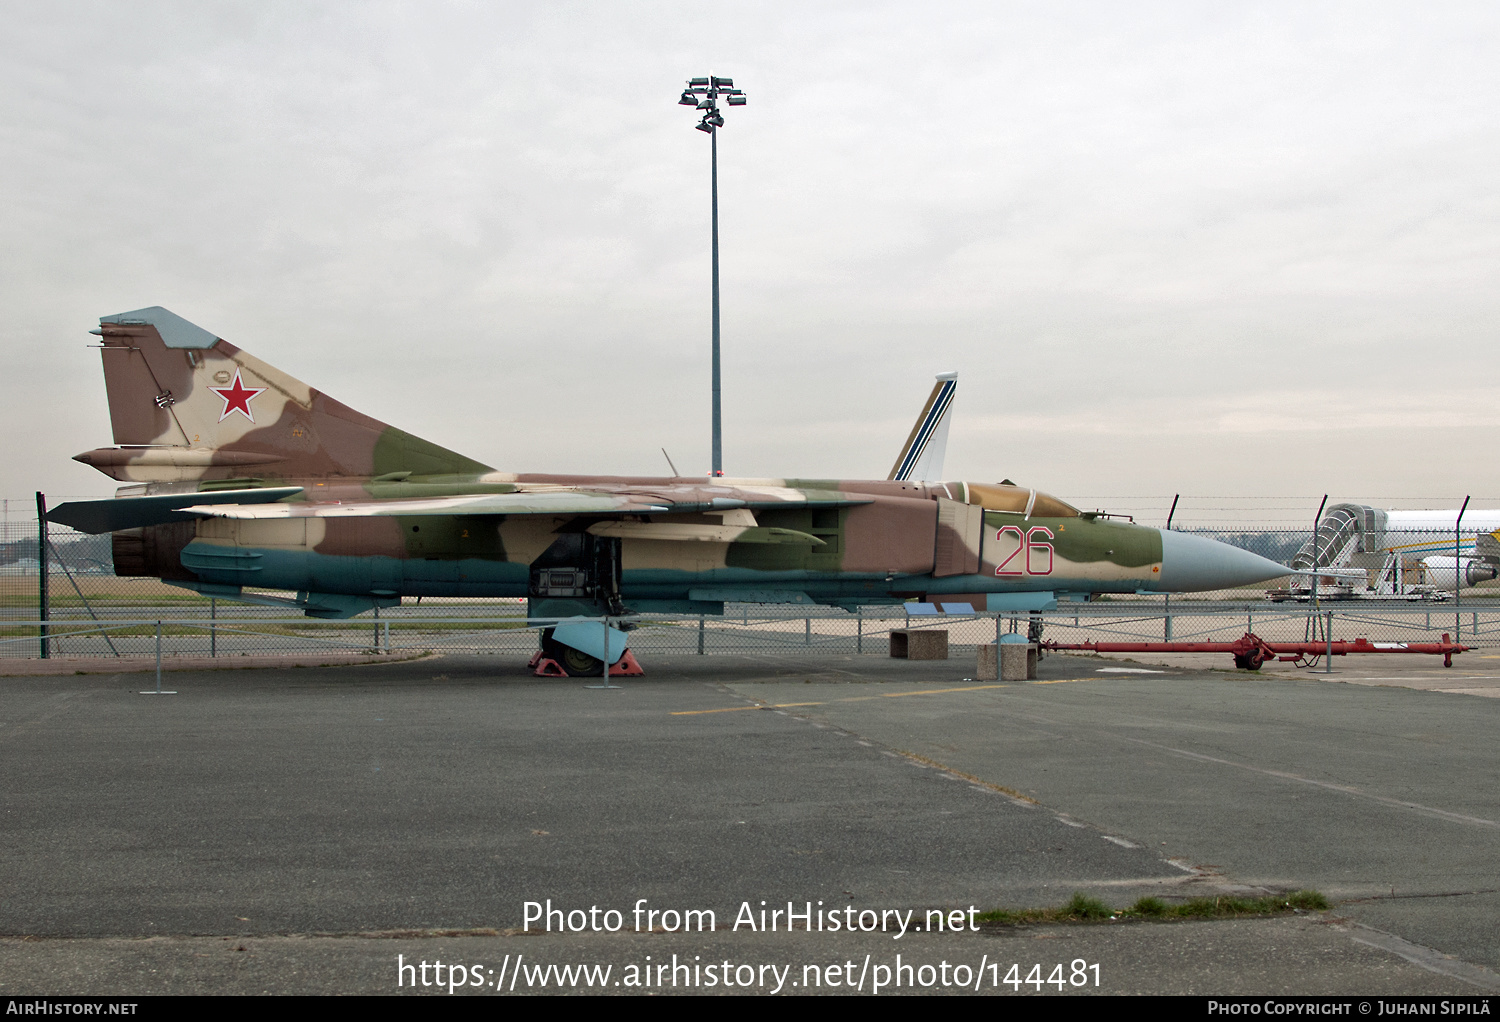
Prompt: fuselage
<box><xmin>1378</xmin><ymin>510</ymin><xmax>1500</xmax><ymax>560</ymax></box>
<box><xmin>114</xmin><ymin>472</ymin><xmax>1291</xmax><ymax>615</ymax></box>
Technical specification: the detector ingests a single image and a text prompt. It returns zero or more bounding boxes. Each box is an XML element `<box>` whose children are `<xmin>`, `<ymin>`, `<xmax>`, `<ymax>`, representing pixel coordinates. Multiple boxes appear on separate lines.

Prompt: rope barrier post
<box><xmin>586</xmin><ymin>616</ymin><xmax>621</xmax><ymax>690</ymax></box>
<box><xmin>141</xmin><ymin>620</ymin><xmax>176</xmax><ymax>695</ymax></box>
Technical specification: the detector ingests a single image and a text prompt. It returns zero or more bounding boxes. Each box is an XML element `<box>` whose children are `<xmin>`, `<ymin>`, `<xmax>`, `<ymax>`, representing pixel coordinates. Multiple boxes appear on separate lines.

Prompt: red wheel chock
<box><xmin>608</xmin><ymin>650</ymin><xmax>645</xmax><ymax>677</ymax></box>
<box><xmin>526</xmin><ymin>650</ymin><xmax>544</xmax><ymax>670</ymax></box>
<box><xmin>532</xmin><ymin>657</ymin><xmax>569</xmax><ymax>678</ymax></box>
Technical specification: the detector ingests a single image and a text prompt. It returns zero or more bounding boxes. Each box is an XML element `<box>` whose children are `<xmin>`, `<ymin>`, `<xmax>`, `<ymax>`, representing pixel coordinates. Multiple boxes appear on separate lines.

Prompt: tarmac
<box><xmin>1</xmin><ymin>648</ymin><xmax>1498</xmax><ymax>995</ymax></box>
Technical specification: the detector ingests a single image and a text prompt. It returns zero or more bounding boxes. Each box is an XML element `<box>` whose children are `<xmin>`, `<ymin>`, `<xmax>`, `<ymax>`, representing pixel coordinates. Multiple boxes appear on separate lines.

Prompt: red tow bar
<box><xmin>1041</xmin><ymin>632</ymin><xmax>1470</xmax><ymax>670</ymax></box>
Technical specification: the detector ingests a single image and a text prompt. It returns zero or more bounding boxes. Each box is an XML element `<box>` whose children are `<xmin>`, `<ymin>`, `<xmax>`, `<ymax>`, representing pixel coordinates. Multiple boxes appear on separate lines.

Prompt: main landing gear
<box><xmin>530</xmin><ymin>629</ymin><xmax>645</xmax><ymax>678</ymax></box>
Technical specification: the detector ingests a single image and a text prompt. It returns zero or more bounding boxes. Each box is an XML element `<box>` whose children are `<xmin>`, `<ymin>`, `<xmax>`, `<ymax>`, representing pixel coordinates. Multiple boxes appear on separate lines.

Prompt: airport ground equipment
<box><xmin>1042</xmin><ymin>632</ymin><xmax>1470</xmax><ymax>670</ymax></box>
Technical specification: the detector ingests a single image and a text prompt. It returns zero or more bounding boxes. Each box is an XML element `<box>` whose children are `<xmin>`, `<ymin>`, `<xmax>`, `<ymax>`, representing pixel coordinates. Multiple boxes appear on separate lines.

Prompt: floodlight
<box><xmin>679</xmin><ymin>91</ymin><xmax>697</xmax><ymax>105</ymax></box>
<box><xmin>726</xmin><ymin>96</ymin><xmax>747</xmax><ymax>106</ymax></box>
<box><xmin>695</xmin><ymin>121</ymin><xmax>714</xmax><ymax>133</ymax></box>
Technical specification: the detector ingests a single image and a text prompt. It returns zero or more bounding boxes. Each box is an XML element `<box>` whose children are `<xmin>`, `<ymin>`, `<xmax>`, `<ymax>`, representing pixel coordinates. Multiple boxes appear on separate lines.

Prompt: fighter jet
<box><xmin>50</xmin><ymin>307</ymin><xmax>1290</xmax><ymax>673</ymax></box>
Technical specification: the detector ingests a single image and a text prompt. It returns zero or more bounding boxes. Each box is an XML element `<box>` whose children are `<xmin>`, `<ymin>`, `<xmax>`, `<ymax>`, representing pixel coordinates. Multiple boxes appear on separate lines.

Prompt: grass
<box><xmin>974</xmin><ymin>890</ymin><xmax>1329</xmax><ymax>925</ymax></box>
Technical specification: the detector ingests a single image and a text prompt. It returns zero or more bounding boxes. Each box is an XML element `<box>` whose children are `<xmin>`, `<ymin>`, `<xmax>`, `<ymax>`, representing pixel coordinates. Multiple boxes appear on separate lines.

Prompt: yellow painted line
<box><xmin>673</xmin><ymin>682</ymin><xmax>1029</xmax><ymax>716</ymax></box>
<box><xmin>808</xmin><ymin>684</ymin><xmax>1008</xmax><ymax>708</ymax></box>
<box><xmin>1027</xmin><ymin>677</ymin><xmax>1102</xmax><ymax>685</ymax></box>
<box><xmin>671</xmin><ymin>701</ymin><xmax>827</xmax><ymax>716</ymax></box>
<box><xmin>877</xmin><ymin>684</ymin><xmax>1006</xmax><ymax>698</ymax></box>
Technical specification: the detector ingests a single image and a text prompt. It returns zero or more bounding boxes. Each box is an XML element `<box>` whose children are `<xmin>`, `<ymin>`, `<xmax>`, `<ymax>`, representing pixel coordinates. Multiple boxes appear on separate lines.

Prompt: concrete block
<box><xmin>1001</xmin><ymin>642</ymin><xmax>1030</xmax><ymax>681</ymax></box>
<box><xmin>976</xmin><ymin>643</ymin><xmax>998</xmax><ymax>681</ymax></box>
<box><xmin>889</xmin><ymin>629</ymin><xmax>948</xmax><ymax>660</ymax></box>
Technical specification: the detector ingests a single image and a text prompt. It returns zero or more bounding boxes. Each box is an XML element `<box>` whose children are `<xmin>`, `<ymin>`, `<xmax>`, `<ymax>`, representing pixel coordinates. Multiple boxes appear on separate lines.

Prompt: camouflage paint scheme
<box><xmin>59</xmin><ymin>307</ymin><xmax>1243</xmax><ymax>621</ymax></box>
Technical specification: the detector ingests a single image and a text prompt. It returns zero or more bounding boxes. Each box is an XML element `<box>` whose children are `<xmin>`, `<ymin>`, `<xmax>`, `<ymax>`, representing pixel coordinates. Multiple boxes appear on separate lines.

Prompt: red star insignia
<box><xmin>210</xmin><ymin>368</ymin><xmax>267</xmax><ymax>423</ymax></box>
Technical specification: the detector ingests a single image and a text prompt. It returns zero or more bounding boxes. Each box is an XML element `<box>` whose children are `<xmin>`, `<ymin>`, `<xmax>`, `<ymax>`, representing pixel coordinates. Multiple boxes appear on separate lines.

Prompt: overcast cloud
<box><xmin>3</xmin><ymin>1</ymin><xmax>1498</xmax><ymax>511</ymax></box>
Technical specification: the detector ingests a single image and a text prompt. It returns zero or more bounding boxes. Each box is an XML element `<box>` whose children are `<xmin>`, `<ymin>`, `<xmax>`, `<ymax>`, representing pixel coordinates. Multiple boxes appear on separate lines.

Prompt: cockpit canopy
<box><xmin>957</xmin><ymin>482</ymin><xmax>1080</xmax><ymax>518</ymax></box>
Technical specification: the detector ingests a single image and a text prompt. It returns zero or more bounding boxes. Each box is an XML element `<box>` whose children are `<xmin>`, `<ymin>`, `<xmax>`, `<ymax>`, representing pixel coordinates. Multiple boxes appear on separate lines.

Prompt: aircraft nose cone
<box><xmin>1157</xmin><ymin>529</ymin><xmax>1289</xmax><ymax>593</ymax></box>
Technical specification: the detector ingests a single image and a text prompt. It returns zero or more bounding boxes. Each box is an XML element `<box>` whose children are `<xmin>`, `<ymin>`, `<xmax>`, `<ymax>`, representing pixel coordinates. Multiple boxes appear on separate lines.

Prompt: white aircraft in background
<box><xmin>1298</xmin><ymin>504</ymin><xmax>1500</xmax><ymax>593</ymax></box>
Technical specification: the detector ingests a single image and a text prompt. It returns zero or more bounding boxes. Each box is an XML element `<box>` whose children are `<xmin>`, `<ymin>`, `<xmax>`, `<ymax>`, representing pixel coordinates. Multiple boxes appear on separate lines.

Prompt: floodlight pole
<box><xmin>711</xmin><ymin>126</ymin><xmax>721</xmax><ymax>476</ymax></box>
<box><xmin>679</xmin><ymin>75</ymin><xmax>746</xmax><ymax>477</ymax></box>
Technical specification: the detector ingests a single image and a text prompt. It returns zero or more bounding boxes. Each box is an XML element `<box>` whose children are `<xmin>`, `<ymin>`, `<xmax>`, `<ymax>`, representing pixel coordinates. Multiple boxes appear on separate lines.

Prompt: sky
<box><xmin>3</xmin><ymin>1</ymin><xmax>1498</xmax><ymax>521</ymax></box>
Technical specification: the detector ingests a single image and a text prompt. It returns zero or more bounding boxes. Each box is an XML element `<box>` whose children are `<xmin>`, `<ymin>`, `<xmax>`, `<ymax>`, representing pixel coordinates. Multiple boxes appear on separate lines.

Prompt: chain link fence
<box><xmin>1</xmin><ymin>603</ymin><xmax>1495</xmax><ymax>663</ymax></box>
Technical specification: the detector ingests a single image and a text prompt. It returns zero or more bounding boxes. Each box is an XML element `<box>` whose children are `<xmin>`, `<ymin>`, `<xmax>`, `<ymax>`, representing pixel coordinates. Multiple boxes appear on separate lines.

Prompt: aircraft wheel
<box><xmin>558</xmin><ymin>644</ymin><xmax>604</xmax><ymax>677</ymax></box>
<box><xmin>539</xmin><ymin>628</ymin><xmax>610</xmax><ymax>676</ymax></box>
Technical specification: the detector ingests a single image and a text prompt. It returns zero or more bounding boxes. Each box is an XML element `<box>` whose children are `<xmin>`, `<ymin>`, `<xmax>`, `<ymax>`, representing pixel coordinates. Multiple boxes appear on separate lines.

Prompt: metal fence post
<box><xmin>210</xmin><ymin>598</ymin><xmax>217</xmax><ymax>658</ymax></box>
<box><xmin>698</xmin><ymin>615</ymin><xmax>705</xmax><ymax>655</ymax></box>
<box><xmin>382</xmin><ymin>619</ymin><xmax>390</xmax><ymax>654</ymax></box>
<box><xmin>1323</xmin><ymin>611</ymin><xmax>1334</xmax><ymax>674</ymax></box>
<box><xmin>1456</xmin><ymin>496</ymin><xmax>1470</xmax><ymax>643</ymax></box>
<box><xmin>1310</xmin><ymin>494</ymin><xmax>1328</xmax><ymax>613</ymax></box>
<box><xmin>35</xmin><ymin>492</ymin><xmax>48</xmax><ymax>659</ymax></box>
<box><xmin>856</xmin><ymin>607</ymin><xmax>863</xmax><ymax>654</ymax></box>
<box><xmin>805</xmin><ymin>616</ymin><xmax>811</xmax><ymax>646</ymax></box>
<box><xmin>1164</xmin><ymin>593</ymin><xmax>1172</xmax><ymax>642</ymax></box>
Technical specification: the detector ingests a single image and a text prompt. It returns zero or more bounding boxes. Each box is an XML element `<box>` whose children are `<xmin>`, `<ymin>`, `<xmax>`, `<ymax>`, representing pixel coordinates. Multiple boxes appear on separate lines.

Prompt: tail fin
<box><xmin>888</xmin><ymin>372</ymin><xmax>957</xmax><ymax>482</ymax></box>
<box><xmin>77</xmin><ymin>306</ymin><xmax>491</xmax><ymax>483</ymax></box>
